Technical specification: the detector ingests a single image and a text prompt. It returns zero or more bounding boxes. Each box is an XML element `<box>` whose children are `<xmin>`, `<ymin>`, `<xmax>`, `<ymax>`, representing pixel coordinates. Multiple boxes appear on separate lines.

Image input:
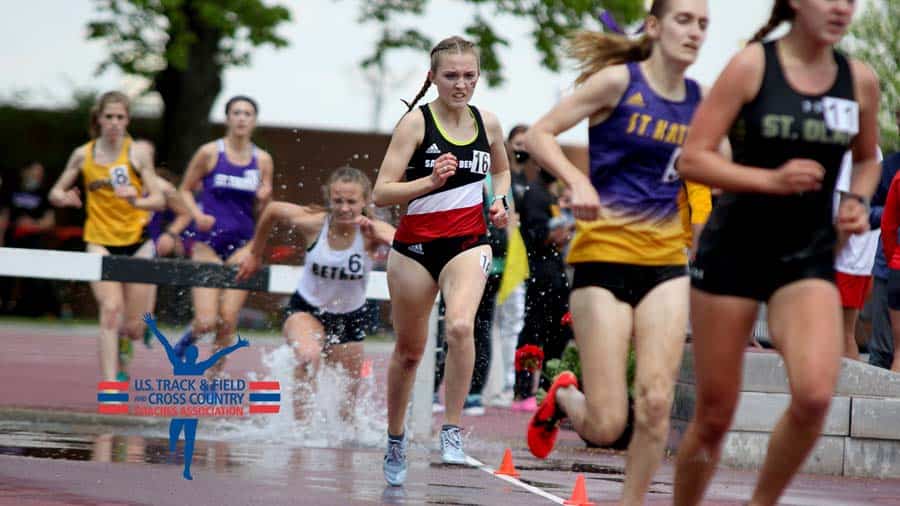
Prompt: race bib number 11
<box><xmin>823</xmin><ymin>96</ymin><xmax>859</xmax><ymax>135</ymax></box>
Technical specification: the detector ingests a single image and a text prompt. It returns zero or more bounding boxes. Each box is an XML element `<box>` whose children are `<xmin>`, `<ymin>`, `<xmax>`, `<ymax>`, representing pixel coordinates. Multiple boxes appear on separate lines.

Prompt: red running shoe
<box><xmin>527</xmin><ymin>371</ymin><xmax>579</xmax><ymax>459</ymax></box>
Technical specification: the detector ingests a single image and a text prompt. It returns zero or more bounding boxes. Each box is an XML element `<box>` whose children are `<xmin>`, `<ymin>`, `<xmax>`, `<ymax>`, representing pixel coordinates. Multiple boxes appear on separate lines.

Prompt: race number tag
<box><xmin>471</xmin><ymin>150</ymin><xmax>491</xmax><ymax>175</ymax></box>
<box><xmin>109</xmin><ymin>165</ymin><xmax>131</xmax><ymax>187</ymax></box>
<box><xmin>479</xmin><ymin>251</ymin><xmax>491</xmax><ymax>276</ymax></box>
<box><xmin>660</xmin><ymin>147</ymin><xmax>682</xmax><ymax>183</ymax></box>
<box><xmin>822</xmin><ymin>96</ymin><xmax>859</xmax><ymax>135</ymax></box>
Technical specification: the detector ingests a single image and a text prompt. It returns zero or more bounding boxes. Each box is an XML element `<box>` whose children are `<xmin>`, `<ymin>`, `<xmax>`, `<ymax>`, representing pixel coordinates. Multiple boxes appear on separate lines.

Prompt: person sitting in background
<box><xmin>867</xmin><ymin>108</ymin><xmax>900</xmax><ymax>370</ymax></box>
<box><xmin>835</xmin><ymin>149</ymin><xmax>882</xmax><ymax>360</ymax></box>
<box><xmin>0</xmin><ymin>161</ymin><xmax>59</xmax><ymax>316</ymax></box>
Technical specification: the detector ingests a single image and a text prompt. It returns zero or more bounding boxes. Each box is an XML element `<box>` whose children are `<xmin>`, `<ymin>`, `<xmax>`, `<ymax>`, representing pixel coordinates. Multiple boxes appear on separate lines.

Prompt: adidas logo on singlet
<box><xmin>425</xmin><ymin>143</ymin><xmax>441</xmax><ymax>154</ymax></box>
<box><xmin>625</xmin><ymin>92</ymin><xmax>645</xmax><ymax>107</ymax></box>
<box><xmin>408</xmin><ymin>243</ymin><xmax>424</xmax><ymax>255</ymax></box>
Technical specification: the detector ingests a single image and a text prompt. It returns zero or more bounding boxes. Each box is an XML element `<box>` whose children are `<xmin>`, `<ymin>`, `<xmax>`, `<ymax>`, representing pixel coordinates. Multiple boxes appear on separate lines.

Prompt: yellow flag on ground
<box><xmin>497</xmin><ymin>226</ymin><xmax>529</xmax><ymax>304</ymax></box>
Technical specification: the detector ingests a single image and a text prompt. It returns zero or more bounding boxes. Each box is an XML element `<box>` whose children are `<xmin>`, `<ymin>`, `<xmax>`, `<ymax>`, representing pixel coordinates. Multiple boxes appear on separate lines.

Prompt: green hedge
<box><xmin>0</xmin><ymin>105</ymin><xmax>160</xmax><ymax>181</ymax></box>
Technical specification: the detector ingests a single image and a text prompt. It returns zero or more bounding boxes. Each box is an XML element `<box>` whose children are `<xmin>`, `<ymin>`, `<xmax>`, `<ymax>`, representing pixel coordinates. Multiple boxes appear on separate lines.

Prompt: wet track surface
<box><xmin>2</xmin><ymin>324</ymin><xmax>900</xmax><ymax>505</ymax></box>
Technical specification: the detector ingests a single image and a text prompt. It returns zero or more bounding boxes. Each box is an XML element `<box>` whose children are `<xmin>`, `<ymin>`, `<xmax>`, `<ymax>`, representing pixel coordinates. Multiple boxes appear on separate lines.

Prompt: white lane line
<box><xmin>465</xmin><ymin>455</ymin><xmax>566</xmax><ymax>504</ymax></box>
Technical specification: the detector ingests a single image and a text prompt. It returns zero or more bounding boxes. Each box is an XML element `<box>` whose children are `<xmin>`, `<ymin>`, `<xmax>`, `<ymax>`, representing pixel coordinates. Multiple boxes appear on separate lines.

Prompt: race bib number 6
<box><xmin>660</xmin><ymin>147</ymin><xmax>682</xmax><ymax>183</ymax></box>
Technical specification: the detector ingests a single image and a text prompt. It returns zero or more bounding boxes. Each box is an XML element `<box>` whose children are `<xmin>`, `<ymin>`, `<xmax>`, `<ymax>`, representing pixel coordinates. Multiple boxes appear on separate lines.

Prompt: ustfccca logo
<box><xmin>96</xmin><ymin>314</ymin><xmax>280</xmax><ymax>480</ymax></box>
<box><xmin>97</xmin><ymin>378</ymin><xmax>281</xmax><ymax>417</ymax></box>
<box><xmin>96</xmin><ymin>323</ymin><xmax>281</xmax><ymax>417</ymax></box>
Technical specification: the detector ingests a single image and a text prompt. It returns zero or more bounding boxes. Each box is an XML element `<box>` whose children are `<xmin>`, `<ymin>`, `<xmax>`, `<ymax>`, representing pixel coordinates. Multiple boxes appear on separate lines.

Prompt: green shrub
<box><xmin>538</xmin><ymin>343</ymin><xmax>636</xmax><ymax>403</ymax></box>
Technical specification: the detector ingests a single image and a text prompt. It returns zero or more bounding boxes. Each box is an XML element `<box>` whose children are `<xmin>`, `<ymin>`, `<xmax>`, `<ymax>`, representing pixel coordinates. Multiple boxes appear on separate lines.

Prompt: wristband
<box><xmin>494</xmin><ymin>194</ymin><xmax>509</xmax><ymax>211</ymax></box>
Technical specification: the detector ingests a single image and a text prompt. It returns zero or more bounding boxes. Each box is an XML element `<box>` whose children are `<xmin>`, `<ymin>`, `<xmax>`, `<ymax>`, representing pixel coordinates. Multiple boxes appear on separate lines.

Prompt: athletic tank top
<box><xmin>82</xmin><ymin>137</ymin><xmax>148</xmax><ymax>246</ymax></box>
<box><xmin>700</xmin><ymin>41</ymin><xmax>856</xmax><ymax>261</ymax></box>
<box><xmin>567</xmin><ymin>62</ymin><xmax>701</xmax><ymax>266</ymax></box>
<box><xmin>197</xmin><ymin>139</ymin><xmax>260</xmax><ymax>239</ymax></box>
<box><xmin>394</xmin><ymin>104</ymin><xmax>491</xmax><ymax>243</ymax></box>
<box><xmin>296</xmin><ymin>216</ymin><xmax>372</xmax><ymax>313</ymax></box>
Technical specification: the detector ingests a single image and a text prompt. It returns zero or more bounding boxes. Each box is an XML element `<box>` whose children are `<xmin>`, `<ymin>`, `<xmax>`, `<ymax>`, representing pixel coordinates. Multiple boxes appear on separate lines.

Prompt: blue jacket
<box><xmin>871</xmin><ymin>152</ymin><xmax>900</xmax><ymax>280</ymax></box>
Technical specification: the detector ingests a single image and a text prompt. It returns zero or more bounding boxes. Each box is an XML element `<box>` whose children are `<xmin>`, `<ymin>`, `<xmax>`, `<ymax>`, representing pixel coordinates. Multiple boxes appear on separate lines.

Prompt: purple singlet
<box><xmin>192</xmin><ymin>139</ymin><xmax>260</xmax><ymax>260</ymax></box>
<box><xmin>565</xmin><ymin>61</ymin><xmax>701</xmax><ymax>266</ymax></box>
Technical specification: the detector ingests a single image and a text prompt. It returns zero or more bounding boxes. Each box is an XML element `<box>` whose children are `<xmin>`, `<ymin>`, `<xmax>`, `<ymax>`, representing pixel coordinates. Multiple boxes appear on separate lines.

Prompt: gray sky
<box><xmin>0</xmin><ymin>1</ymin><xmax>868</xmax><ymax>144</ymax></box>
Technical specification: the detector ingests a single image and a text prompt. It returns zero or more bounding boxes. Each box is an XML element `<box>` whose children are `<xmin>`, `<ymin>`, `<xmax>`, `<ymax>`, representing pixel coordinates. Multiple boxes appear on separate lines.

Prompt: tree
<box><xmin>355</xmin><ymin>0</ymin><xmax>646</xmax><ymax>87</ymax></box>
<box><xmin>842</xmin><ymin>0</ymin><xmax>899</xmax><ymax>152</ymax></box>
<box><xmin>87</xmin><ymin>0</ymin><xmax>291</xmax><ymax>171</ymax></box>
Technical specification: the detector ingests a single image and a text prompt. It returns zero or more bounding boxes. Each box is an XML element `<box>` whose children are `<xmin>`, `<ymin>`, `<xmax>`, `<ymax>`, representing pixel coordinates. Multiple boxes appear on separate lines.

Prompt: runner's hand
<box><xmin>768</xmin><ymin>159</ymin><xmax>824</xmax><ymax>195</ymax></box>
<box><xmin>429</xmin><ymin>153</ymin><xmax>457</xmax><ymax>190</ymax></box>
<box><xmin>570</xmin><ymin>176</ymin><xmax>601</xmax><ymax>221</ymax></box>
<box><xmin>156</xmin><ymin>233</ymin><xmax>176</xmax><ymax>257</ymax></box>
<box><xmin>195</xmin><ymin>213</ymin><xmax>216</xmax><ymax>232</ymax></box>
<box><xmin>489</xmin><ymin>200</ymin><xmax>508</xmax><ymax>229</ymax></box>
<box><xmin>356</xmin><ymin>215</ymin><xmax>375</xmax><ymax>238</ymax></box>
<box><xmin>235</xmin><ymin>250</ymin><xmax>261</xmax><ymax>282</ymax></box>
<box><xmin>114</xmin><ymin>185</ymin><xmax>138</xmax><ymax>202</ymax></box>
<box><xmin>836</xmin><ymin>197</ymin><xmax>869</xmax><ymax>236</ymax></box>
<box><xmin>51</xmin><ymin>188</ymin><xmax>82</xmax><ymax>208</ymax></box>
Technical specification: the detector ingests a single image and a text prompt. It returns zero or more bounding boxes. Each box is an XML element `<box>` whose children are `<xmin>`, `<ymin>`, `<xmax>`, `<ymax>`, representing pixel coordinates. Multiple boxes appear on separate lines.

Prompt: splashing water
<box><xmin>206</xmin><ymin>344</ymin><xmax>386</xmax><ymax>448</ymax></box>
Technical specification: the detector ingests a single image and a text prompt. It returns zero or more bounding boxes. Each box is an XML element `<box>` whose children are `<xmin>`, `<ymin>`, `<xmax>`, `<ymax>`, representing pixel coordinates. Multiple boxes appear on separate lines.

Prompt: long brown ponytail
<box><xmin>570</xmin><ymin>0</ymin><xmax>669</xmax><ymax>85</ymax></box>
<box><xmin>749</xmin><ymin>0</ymin><xmax>795</xmax><ymax>45</ymax></box>
<box><xmin>401</xmin><ymin>36</ymin><xmax>479</xmax><ymax>113</ymax></box>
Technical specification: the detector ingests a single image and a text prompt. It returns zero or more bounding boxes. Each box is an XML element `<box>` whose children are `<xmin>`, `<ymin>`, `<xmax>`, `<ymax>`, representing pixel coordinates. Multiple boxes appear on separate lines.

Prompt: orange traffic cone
<box><xmin>563</xmin><ymin>474</ymin><xmax>595</xmax><ymax>506</ymax></box>
<box><xmin>494</xmin><ymin>448</ymin><xmax>520</xmax><ymax>478</ymax></box>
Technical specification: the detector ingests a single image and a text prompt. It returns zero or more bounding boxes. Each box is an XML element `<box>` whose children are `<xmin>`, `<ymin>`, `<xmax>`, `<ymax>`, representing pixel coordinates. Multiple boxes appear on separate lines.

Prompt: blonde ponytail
<box><xmin>569</xmin><ymin>31</ymin><xmax>653</xmax><ymax>85</ymax></box>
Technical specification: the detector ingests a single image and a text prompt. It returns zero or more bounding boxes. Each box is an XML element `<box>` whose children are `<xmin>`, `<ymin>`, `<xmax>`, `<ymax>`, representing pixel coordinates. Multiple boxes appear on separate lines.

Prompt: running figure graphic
<box><xmin>143</xmin><ymin>313</ymin><xmax>249</xmax><ymax>480</ymax></box>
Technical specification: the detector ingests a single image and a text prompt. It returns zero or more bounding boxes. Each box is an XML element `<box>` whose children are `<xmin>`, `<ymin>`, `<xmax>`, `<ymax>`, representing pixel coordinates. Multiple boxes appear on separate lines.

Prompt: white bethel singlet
<box><xmin>295</xmin><ymin>216</ymin><xmax>371</xmax><ymax>314</ymax></box>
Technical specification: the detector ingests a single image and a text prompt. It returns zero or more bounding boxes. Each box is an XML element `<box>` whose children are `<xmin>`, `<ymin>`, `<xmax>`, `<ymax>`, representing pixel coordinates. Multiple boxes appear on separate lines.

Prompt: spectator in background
<box><xmin>836</xmin><ymin>149</ymin><xmax>882</xmax><ymax>360</ymax></box>
<box><xmin>511</xmin><ymin>161</ymin><xmax>574</xmax><ymax>412</ymax></box>
<box><xmin>875</xmin><ymin>108</ymin><xmax>900</xmax><ymax>371</ymax></box>
<box><xmin>507</xmin><ymin>124</ymin><xmax>530</xmax><ymax>207</ymax></box>
<box><xmin>484</xmin><ymin>125</ymin><xmax>532</xmax><ymax>406</ymax></box>
<box><xmin>0</xmin><ymin>161</ymin><xmax>59</xmax><ymax>316</ymax></box>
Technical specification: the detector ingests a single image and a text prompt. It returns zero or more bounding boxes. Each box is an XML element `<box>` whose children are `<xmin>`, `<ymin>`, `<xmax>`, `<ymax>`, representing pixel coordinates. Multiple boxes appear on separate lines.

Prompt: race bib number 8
<box><xmin>822</xmin><ymin>96</ymin><xmax>859</xmax><ymax>135</ymax></box>
<box><xmin>109</xmin><ymin>165</ymin><xmax>131</xmax><ymax>188</ymax></box>
<box><xmin>471</xmin><ymin>150</ymin><xmax>490</xmax><ymax>175</ymax></box>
